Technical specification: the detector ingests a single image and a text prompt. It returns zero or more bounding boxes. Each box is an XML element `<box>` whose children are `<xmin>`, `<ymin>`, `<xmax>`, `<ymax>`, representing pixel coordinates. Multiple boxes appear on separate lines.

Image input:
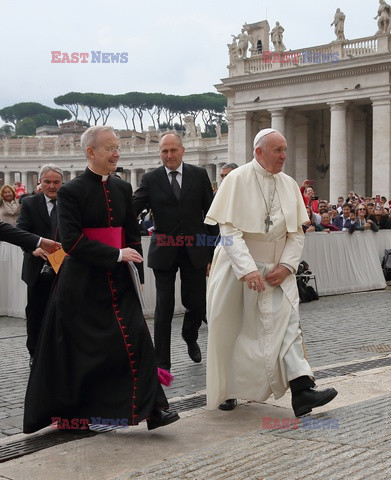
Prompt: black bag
<box><xmin>296</xmin><ymin>261</ymin><xmax>319</xmax><ymax>303</ymax></box>
<box><xmin>381</xmin><ymin>249</ymin><xmax>391</xmax><ymax>281</ymax></box>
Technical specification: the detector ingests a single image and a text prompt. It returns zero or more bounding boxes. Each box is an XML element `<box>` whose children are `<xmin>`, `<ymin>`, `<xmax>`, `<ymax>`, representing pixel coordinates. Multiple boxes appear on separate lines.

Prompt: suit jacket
<box><xmin>333</xmin><ymin>215</ymin><xmax>352</xmax><ymax>230</ymax></box>
<box><xmin>17</xmin><ymin>193</ymin><xmax>54</xmax><ymax>286</ymax></box>
<box><xmin>0</xmin><ymin>221</ymin><xmax>40</xmax><ymax>250</ymax></box>
<box><xmin>133</xmin><ymin>163</ymin><xmax>217</xmax><ymax>270</ymax></box>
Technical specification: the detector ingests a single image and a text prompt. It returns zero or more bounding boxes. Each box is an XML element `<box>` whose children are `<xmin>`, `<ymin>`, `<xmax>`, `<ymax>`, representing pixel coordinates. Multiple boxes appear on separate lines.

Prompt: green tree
<box><xmin>15</xmin><ymin>117</ymin><xmax>36</xmax><ymax>136</ymax></box>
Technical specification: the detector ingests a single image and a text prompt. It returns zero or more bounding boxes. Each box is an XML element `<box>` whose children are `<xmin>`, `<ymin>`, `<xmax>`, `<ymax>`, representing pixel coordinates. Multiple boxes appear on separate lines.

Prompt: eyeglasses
<box><xmin>92</xmin><ymin>146</ymin><xmax>121</xmax><ymax>153</ymax></box>
<box><xmin>357</xmin><ymin>208</ymin><xmax>366</xmax><ymax>211</ymax></box>
<box><xmin>103</xmin><ymin>146</ymin><xmax>121</xmax><ymax>153</ymax></box>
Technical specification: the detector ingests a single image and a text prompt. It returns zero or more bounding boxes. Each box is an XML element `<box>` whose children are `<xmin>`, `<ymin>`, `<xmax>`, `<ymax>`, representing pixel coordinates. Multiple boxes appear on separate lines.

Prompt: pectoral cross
<box><xmin>265</xmin><ymin>215</ymin><xmax>273</xmax><ymax>233</ymax></box>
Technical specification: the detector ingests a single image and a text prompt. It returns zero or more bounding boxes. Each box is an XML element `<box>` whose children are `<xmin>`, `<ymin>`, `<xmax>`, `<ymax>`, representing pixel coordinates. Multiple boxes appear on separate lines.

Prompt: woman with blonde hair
<box><xmin>0</xmin><ymin>184</ymin><xmax>20</xmax><ymax>226</ymax></box>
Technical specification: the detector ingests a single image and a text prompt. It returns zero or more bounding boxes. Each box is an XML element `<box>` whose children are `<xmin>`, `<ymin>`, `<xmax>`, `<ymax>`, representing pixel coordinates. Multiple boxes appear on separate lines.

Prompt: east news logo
<box><xmin>51</xmin><ymin>51</ymin><xmax>128</xmax><ymax>63</ymax></box>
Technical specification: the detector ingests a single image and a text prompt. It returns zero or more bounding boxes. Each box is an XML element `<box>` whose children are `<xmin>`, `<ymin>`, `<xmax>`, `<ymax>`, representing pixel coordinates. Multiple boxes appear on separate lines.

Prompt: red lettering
<box><xmin>51</xmin><ymin>51</ymin><xmax>62</xmax><ymax>63</ymax></box>
<box><xmin>176</xmin><ymin>235</ymin><xmax>184</xmax><ymax>246</ymax></box>
<box><xmin>166</xmin><ymin>236</ymin><xmax>175</xmax><ymax>246</ymax></box>
<box><xmin>79</xmin><ymin>418</ymin><xmax>89</xmax><ymax>428</ymax></box>
<box><xmin>51</xmin><ymin>416</ymin><xmax>61</xmax><ymax>428</ymax></box>
<box><xmin>281</xmin><ymin>418</ymin><xmax>291</xmax><ymax>429</ymax></box>
<box><xmin>262</xmin><ymin>51</ymin><xmax>272</xmax><ymax>63</ymax></box>
<box><xmin>61</xmin><ymin>418</ymin><xmax>71</xmax><ymax>429</ymax></box>
<box><xmin>61</xmin><ymin>52</ymin><xmax>71</xmax><ymax>63</ymax></box>
<box><xmin>79</xmin><ymin>52</ymin><xmax>89</xmax><ymax>63</ymax></box>
<box><xmin>262</xmin><ymin>416</ymin><xmax>272</xmax><ymax>429</ymax></box>
<box><xmin>272</xmin><ymin>418</ymin><xmax>281</xmax><ymax>429</ymax></box>
<box><xmin>272</xmin><ymin>53</ymin><xmax>280</xmax><ymax>63</ymax></box>
<box><xmin>156</xmin><ymin>234</ymin><xmax>166</xmax><ymax>246</ymax></box>
<box><xmin>70</xmin><ymin>418</ymin><xmax>80</xmax><ymax>429</ymax></box>
<box><xmin>291</xmin><ymin>418</ymin><xmax>300</xmax><ymax>429</ymax></box>
<box><xmin>70</xmin><ymin>52</ymin><xmax>79</xmax><ymax>63</ymax></box>
<box><xmin>184</xmin><ymin>236</ymin><xmax>194</xmax><ymax>246</ymax></box>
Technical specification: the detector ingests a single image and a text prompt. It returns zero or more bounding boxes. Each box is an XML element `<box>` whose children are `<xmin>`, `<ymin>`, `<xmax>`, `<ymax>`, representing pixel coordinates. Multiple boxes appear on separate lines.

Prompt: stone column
<box><xmin>371</xmin><ymin>96</ymin><xmax>391</xmax><ymax>197</ymax></box>
<box><xmin>295</xmin><ymin>118</ymin><xmax>309</xmax><ymax>184</ymax></box>
<box><xmin>204</xmin><ymin>164</ymin><xmax>214</xmax><ymax>183</ymax></box>
<box><xmin>130</xmin><ymin>169</ymin><xmax>138</xmax><ymax>191</ymax></box>
<box><xmin>69</xmin><ymin>171</ymin><xmax>77</xmax><ymax>180</ymax></box>
<box><xmin>269</xmin><ymin>108</ymin><xmax>286</xmax><ymax>136</ymax></box>
<box><xmin>232</xmin><ymin>111</ymin><xmax>253</xmax><ymax>165</ymax></box>
<box><xmin>21</xmin><ymin>172</ymin><xmax>28</xmax><ymax>189</ymax></box>
<box><xmin>4</xmin><ymin>171</ymin><xmax>11</xmax><ymax>185</ymax></box>
<box><xmin>328</xmin><ymin>102</ymin><xmax>348</xmax><ymax>203</ymax></box>
<box><xmin>352</xmin><ymin>109</ymin><xmax>366</xmax><ymax>195</ymax></box>
<box><xmin>226</xmin><ymin>112</ymin><xmax>235</xmax><ymax>165</ymax></box>
<box><xmin>285</xmin><ymin>110</ymin><xmax>296</xmax><ymax>177</ymax></box>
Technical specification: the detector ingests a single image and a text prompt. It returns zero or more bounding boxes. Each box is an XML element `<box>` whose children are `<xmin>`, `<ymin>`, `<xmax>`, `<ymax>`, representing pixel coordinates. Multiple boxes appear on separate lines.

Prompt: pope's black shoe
<box><xmin>147</xmin><ymin>409</ymin><xmax>180</xmax><ymax>430</ymax></box>
<box><xmin>187</xmin><ymin>341</ymin><xmax>202</xmax><ymax>363</ymax></box>
<box><xmin>292</xmin><ymin>386</ymin><xmax>338</xmax><ymax>417</ymax></box>
<box><xmin>218</xmin><ymin>399</ymin><xmax>237</xmax><ymax>411</ymax></box>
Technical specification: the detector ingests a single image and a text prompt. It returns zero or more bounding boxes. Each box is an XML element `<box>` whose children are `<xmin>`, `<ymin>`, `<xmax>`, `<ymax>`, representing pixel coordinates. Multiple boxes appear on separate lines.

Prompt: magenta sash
<box><xmin>82</xmin><ymin>227</ymin><xmax>123</xmax><ymax>248</ymax></box>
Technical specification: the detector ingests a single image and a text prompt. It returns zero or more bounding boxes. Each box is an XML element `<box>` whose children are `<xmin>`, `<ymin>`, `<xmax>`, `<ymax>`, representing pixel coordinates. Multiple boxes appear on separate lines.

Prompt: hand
<box><xmin>206</xmin><ymin>263</ymin><xmax>211</xmax><ymax>277</ymax></box>
<box><xmin>242</xmin><ymin>270</ymin><xmax>265</xmax><ymax>292</ymax></box>
<box><xmin>121</xmin><ymin>248</ymin><xmax>143</xmax><ymax>263</ymax></box>
<box><xmin>306</xmin><ymin>225</ymin><xmax>315</xmax><ymax>232</ymax></box>
<box><xmin>264</xmin><ymin>264</ymin><xmax>290</xmax><ymax>287</ymax></box>
<box><xmin>40</xmin><ymin>238</ymin><xmax>62</xmax><ymax>254</ymax></box>
<box><xmin>33</xmin><ymin>247</ymin><xmax>49</xmax><ymax>260</ymax></box>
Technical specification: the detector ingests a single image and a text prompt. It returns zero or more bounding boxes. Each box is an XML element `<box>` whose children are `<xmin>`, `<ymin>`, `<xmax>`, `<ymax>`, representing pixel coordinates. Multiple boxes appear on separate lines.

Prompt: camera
<box><xmin>40</xmin><ymin>262</ymin><xmax>54</xmax><ymax>277</ymax></box>
<box><xmin>115</xmin><ymin>167</ymin><xmax>124</xmax><ymax>173</ymax></box>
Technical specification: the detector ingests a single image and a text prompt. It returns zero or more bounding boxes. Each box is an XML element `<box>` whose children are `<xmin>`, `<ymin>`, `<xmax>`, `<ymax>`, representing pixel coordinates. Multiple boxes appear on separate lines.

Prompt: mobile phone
<box><xmin>375</xmin><ymin>194</ymin><xmax>381</xmax><ymax>203</ymax></box>
<box><xmin>332</xmin><ymin>205</ymin><xmax>336</xmax><ymax>210</ymax></box>
<box><xmin>306</xmin><ymin>180</ymin><xmax>314</xmax><ymax>185</ymax></box>
<box><xmin>313</xmin><ymin>196</ymin><xmax>318</xmax><ymax>200</ymax></box>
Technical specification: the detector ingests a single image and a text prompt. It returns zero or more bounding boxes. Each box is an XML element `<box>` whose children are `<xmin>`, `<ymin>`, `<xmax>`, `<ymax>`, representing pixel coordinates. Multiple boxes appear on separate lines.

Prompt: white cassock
<box><xmin>205</xmin><ymin>159</ymin><xmax>314</xmax><ymax>410</ymax></box>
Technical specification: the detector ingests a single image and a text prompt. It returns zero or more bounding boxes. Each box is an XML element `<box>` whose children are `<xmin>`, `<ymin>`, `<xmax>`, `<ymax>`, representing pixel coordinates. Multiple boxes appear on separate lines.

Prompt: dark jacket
<box><xmin>0</xmin><ymin>220</ymin><xmax>39</xmax><ymax>250</ymax></box>
<box><xmin>16</xmin><ymin>193</ymin><xmax>53</xmax><ymax>286</ymax></box>
<box><xmin>133</xmin><ymin>163</ymin><xmax>217</xmax><ymax>270</ymax></box>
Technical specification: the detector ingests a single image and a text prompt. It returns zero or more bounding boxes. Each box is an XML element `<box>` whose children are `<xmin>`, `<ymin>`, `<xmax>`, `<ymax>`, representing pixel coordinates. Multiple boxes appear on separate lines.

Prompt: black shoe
<box><xmin>187</xmin><ymin>342</ymin><xmax>202</xmax><ymax>363</ymax></box>
<box><xmin>147</xmin><ymin>409</ymin><xmax>180</xmax><ymax>431</ymax></box>
<box><xmin>292</xmin><ymin>386</ymin><xmax>338</xmax><ymax>417</ymax></box>
<box><xmin>218</xmin><ymin>399</ymin><xmax>237</xmax><ymax>411</ymax></box>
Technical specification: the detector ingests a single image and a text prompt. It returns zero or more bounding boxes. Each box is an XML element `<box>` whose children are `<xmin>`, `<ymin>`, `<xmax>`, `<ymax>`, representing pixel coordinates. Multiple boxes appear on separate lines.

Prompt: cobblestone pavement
<box><xmin>1</xmin><ymin>289</ymin><xmax>391</xmax><ymax>439</ymax></box>
<box><xmin>115</xmin><ymin>395</ymin><xmax>391</xmax><ymax>480</ymax></box>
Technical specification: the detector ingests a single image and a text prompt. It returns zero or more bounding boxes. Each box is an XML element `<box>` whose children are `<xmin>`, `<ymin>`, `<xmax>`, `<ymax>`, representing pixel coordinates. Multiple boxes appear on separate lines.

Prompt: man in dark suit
<box><xmin>0</xmin><ymin>220</ymin><xmax>60</xmax><ymax>252</ymax></box>
<box><xmin>17</xmin><ymin>164</ymin><xmax>63</xmax><ymax>362</ymax></box>
<box><xmin>332</xmin><ymin>203</ymin><xmax>353</xmax><ymax>230</ymax></box>
<box><xmin>133</xmin><ymin>132</ymin><xmax>217</xmax><ymax>371</ymax></box>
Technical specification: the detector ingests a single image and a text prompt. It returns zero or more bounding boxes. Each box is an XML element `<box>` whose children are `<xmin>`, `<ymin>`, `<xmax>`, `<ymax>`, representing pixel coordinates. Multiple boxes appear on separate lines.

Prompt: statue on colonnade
<box><xmin>331</xmin><ymin>8</ymin><xmax>346</xmax><ymax>41</ymax></box>
<box><xmin>374</xmin><ymin>0</ymin><xmax>391</xmax><ymax>34</ymax></box>
<box><xmin>271</xmin><ymin>22</ymin><xmax>285</xmax><ymax>53</ymax></box>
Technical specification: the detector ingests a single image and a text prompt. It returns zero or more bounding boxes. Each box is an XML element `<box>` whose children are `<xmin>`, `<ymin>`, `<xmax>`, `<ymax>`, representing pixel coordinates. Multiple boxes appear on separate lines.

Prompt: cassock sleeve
<box><xmin>219</xmin><ymin>223</ymin><xmax>258</xmax><ymax>280</ymax></box>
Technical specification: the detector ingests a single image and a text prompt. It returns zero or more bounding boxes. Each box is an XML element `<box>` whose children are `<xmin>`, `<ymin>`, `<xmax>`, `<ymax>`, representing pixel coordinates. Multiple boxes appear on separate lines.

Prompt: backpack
<box><xmin>381</xmin><ymin>249</ymin><xmax>391</xmax><ymax>281</ymax></box>
<box><xmin>296</xmin><ymin>261</ymin><xmax>319</xmax><ymax>303</ymax></box>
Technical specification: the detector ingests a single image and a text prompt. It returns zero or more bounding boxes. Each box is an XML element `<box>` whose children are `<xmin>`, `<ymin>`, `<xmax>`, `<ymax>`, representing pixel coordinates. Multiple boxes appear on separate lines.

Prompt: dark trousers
<box><xmin>153</xmin><ymin>247</ymin><xmax>206</xmax><ymax>370</ymax></box>
<box><xmin>26</xmin><ymin>272</ymin><xmax>55</xmax><ymax>357</ymax></box>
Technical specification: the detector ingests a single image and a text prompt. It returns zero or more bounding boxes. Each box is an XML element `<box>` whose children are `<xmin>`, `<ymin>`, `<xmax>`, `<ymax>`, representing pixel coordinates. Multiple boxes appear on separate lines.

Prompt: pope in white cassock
<box><xmin>205</xmin><ymin>128</ymin><xmax>338</xmax><ymax>417</ymax></box>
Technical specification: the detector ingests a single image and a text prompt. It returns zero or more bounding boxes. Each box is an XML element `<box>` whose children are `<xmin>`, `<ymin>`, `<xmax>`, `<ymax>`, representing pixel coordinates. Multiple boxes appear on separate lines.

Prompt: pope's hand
<box><xmin>243</xmin><ymin>270</ymin><xmax>265</xmax><ymax>292</ymax></box>
<box><xmin>121</xmin><ymin>248</ymin><xmax>143</xmax><ymax>263</ymax></box>
<box><xmin>264</xmin><ymin>264</ymin><xmax>290</xmax><ymax>287</ymax></box>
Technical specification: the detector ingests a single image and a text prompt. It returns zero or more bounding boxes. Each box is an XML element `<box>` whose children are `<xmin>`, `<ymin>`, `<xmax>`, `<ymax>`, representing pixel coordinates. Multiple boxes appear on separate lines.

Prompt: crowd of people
<box><xmin>2</xmin><ymin>124</ymin><xmax>391</xmax><ymax>437</ymax></box>
<box><xmin>300</xmin><ymin>180</ymin><xmax>391</xmax><ymax>233</ymax></box>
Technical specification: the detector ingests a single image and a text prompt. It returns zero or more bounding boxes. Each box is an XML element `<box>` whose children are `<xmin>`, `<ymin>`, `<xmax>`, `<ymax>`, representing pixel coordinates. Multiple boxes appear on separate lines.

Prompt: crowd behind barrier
<box><xmin>0</xmin><ymin>231</ymin><xmax>389</xmax><ymax>319</ymax></box>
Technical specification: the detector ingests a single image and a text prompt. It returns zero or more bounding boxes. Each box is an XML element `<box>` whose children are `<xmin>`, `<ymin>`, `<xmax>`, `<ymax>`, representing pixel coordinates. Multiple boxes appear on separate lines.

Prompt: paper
<box><xmin>128</xmin><ymin>261</ymin><xmax>146</xmax><ymax>308</ymax></box>
<box><xmin>47</xmin><ymin>248</ymin><xmax>66</xmax><ymax>274</ymax></box>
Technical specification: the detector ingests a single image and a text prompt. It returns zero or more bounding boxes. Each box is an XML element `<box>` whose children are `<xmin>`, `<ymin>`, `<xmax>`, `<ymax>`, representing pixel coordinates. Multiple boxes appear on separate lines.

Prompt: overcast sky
<box><xmin>0</xmin><ymin>0</ymin><xmax>377</xmax><ymax>129</ymax></box>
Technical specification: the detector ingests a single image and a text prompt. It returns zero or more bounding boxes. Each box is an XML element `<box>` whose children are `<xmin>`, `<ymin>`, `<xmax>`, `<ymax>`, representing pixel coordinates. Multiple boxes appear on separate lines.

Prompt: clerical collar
<box><xmin>87</xmin><ymin>167</ymin><xmax>110</xmax><ymax>182</ymax></box>
<box><xmin>252</xmin><ymin>158</ymin><xmax>275</xmax><ymax>178</ymax></box>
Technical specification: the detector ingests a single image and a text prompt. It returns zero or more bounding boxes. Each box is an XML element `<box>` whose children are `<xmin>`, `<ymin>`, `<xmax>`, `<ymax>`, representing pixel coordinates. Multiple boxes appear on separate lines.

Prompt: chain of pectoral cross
<box><xmin>253</xmin><ymin>166</ymin><xmax>276</xmax><ymax>233</ymax></box>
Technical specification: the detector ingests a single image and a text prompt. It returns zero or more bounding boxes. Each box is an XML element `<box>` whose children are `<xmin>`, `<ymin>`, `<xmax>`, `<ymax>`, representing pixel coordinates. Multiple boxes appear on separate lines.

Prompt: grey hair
<box><xmin>39</xmin><ymin>164</ymin><xmax>63</xmax><ymax>180</ymax></box>
<box><xmin>253</xmin><ymin>133</ymin><xmax>273</xmax><ymax>157</ymax></box>
<box><xmin>80</xmin><ymin>125</ymin><xmax>117</xmax><ymax>157</ymax></box>
<box><xmin>221</xmin><ymin>163</ymin><xmax>239</xmax><ymax>170</ymax></box>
